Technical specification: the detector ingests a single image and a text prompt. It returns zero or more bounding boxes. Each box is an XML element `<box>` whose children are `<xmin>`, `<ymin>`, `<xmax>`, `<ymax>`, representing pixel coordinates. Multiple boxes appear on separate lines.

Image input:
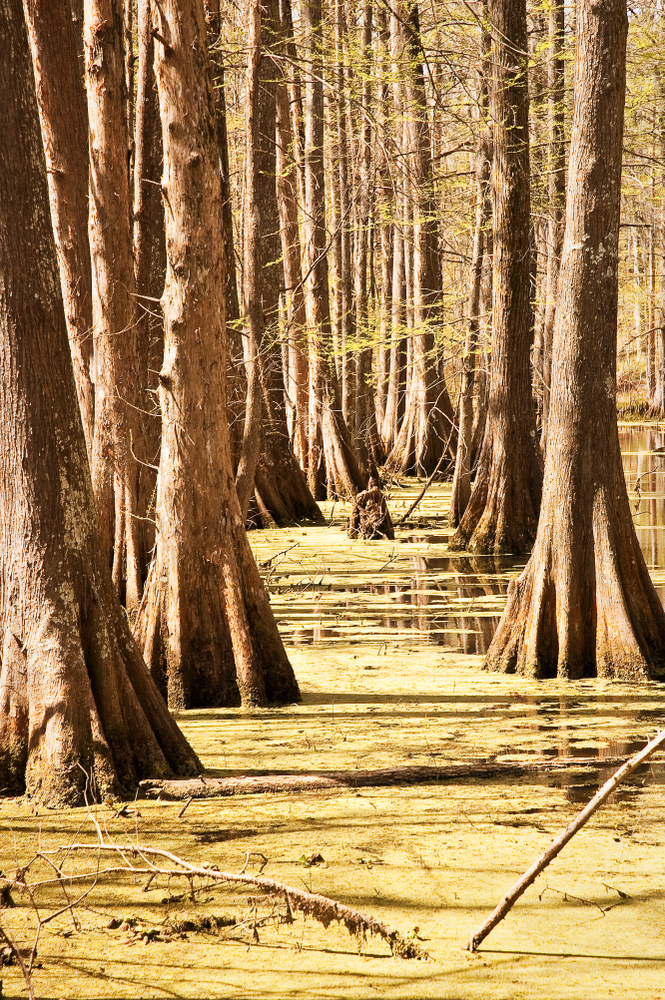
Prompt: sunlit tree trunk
<box><xmin>384</xmin><ymin>1</ymin><xmax>455</xmax><ymax>477</ymax></box>
<box><xmin>449</xmin><ymin>11</ymin><xmax>491</xmax><ymax>526</ymax></box>
<box><xmin>487</xmin><ymin>0</ymin><xmax>665</xmax><ymax>680</ymax></box>
<box><xmin>451</xmin><ymin>0</ymin><xmax>542</xmax><ymax>555</ymax></box>
<box><xmin>0</xmin><ymin>0</ymin><xmax>199</xmax><ymax>807</ymax></box>
<box><xmin>302</xmin><ymin>0</ymin><xmax>366</xmax><ymax>499</ymax></box>
<box><xmin>134</xmin><ymin>0</ymin><xmax>300</xmax><ymax>708</ymax></box>
<box><xmin>23</xmin><ymin>0</ymin><xmax>95</xmax><ymax>458</ymax></box>
<box><xmin>247</xmin><ymin>0</ymin><xmax>324</xmax><ymax>525</ymax></box>
<box><xmin>276</xmin><ymin>62</ymin><xmax>308</xmax><ymax>468</ymax></box>
<box><xmin>539</xmin><ymin>0</ymin><xmax>566</xmax><ymax>453</ymax></box>
<box><xmin>85</xmin><ymin>0</ymin><xmax>144</xmax><ymax>611</ymax></box>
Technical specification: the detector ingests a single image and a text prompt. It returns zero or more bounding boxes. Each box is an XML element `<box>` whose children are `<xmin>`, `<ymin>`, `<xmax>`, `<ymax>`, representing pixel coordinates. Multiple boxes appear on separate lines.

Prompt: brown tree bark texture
<box><xmin>235</xmin><ymin>0</ymin><xmax>265</xmax><ymax>521</ymax></box>
<box><xmin>85</xmin><ymin>0</ymin><xmax>144</xmax><ymax>611</ymax></box>
<box><xmin>450</xmin><ymin>0</ymin><xmax>542</xmax><ymax>555</ymax></box>
<box><xmin>133</xmin><ymin>7</ymin><xmax>166</xmax><ymax>582</ymax></box>
<box><xmin>539</xmin><ymin>0</ymin><xmax>566</xmax><ymax>452</ymax></box>
<box><xmin>486</xmin><ymin>0</ymin><xmax>665</xmax><ymax>681</ymax></box>
<box><xmin>134</xmin><ymin>0</ymin><xmax>300</xmax><ymax>709</ymax></box>
<box><xmin>23</xmin><ymin>0</ymin><xmax>95</xmax><ymax>460</ymax></box>
<box><xmin>0</xmin><ymin>0</ymin><xmax>199</xmax><ymax>806</ymax></box>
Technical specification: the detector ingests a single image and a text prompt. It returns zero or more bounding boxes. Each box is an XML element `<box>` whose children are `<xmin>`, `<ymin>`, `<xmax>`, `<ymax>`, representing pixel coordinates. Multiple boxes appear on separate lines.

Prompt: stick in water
<box><xmin>465</xmin><ymin>728</ymin><xmax>665</xmax><ymax>952</ymax></box>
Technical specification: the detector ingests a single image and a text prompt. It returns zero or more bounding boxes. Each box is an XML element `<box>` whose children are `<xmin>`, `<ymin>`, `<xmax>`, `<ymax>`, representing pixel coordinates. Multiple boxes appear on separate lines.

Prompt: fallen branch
<box><xmin>32</xmin><ymin>841</ymin><xmax>426</xmax><ymax>960</ymax></box>
<box><xmin>464</xmin><ymin>728</ymin><xmax>665</xmax><ymax>952</ymax></box>
<box><xmin>138</xmin><ymin>754</ymin><xmax>653</xmax><ymax>800</ymax></box>
<box><xmin>396</xmin><ymin>450</ymin><xmax>449</xmax><ymax>527</ymax></box>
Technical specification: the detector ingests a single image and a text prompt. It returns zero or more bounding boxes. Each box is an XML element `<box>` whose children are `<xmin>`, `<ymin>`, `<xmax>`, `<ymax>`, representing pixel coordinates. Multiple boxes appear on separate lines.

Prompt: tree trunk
<box><xmin>486</xmin><ymin>0</ymin><xmax>665</xmax><ymax>681</ymax></box>
<box><xmin>133</xmin><ymin>0</ymin><xmax>166</xmax><ymax>591</ymax></box>
<box><xmin>302</xmin><ymin>0</ymin><xmax>366</xmax><ymax>500</ymax></box>
<box><xmin>249</xmin><ymin>0</ymin><xmax>324</xmax><ymax>526</ymax></box>
<box><xmin>276</xmin><ymin>66</ymin><xmax>308</xmax><ymax>469</ymax></box>
<box><xmin>384</xmin><ymin>2</ymin><xmax>455</xmax><ymax>478</ymax></box>
<box><xmin>380</xmin><ymin>27</ymin><xmax>407</xmax><ymax>455</ymax></box>
<box><xmin>85</xmin><ymin>0</ymin><xmax>144</xmax><ymax>612</ymax></box>
<box><xmin>235</xmin><ymin>0</ymin><xmax>265</xmax><ymax>520</ymax></box>
<box><xmin>23</xmin><ymin>0</ymin><xmax>95</xmax><ymax>459</ymax></box>
<box><xmin>539</xmin><ymin>0</ymin><xmax>566</xmax><ymax>454</ymax></box>
<box><xmin>352</xmin><ymin>1</ymin><xmax>382</xmax><ymax>466</ymax></box>
<box><xmin>0</xmin><ymin>0</ymin><xmax>199</xmax><ymax>807</ymax></box>
<box><xmin>134</xmin><ymin>0</ymin><xmax>300</xmax><ymax>709</ymax></box>
<box><xmin>449</xmin><ymin>13</ymin><xmax>491</xmax><ymax>526</ymax></box>
<box><xmin>450</xmin><ymin>0</ymin><xmax>542</xmax><ymax>555</ymax></box>
<box><xmin>206</xmin><ymin>5</ymin><xmax>245</xmax><ymax>464</ymax></box>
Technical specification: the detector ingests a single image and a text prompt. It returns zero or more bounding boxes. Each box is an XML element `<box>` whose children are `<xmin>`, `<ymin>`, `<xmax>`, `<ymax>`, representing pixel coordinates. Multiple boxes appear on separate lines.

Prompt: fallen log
<box><xmin>138</xmin><ymin>753</ymin><xmax>657</xmax><ymax>800</ymax></box>
<box><xmin>465</xmin><ymin>728</ymin><xmax>665</xmax><ymax>952</ymax></box>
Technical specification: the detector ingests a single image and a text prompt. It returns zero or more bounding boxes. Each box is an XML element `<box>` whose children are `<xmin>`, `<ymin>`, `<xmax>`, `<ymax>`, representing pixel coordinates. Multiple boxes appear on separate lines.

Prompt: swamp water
<box><xmin>3</xmin><ymin>424</ymin><xmax>665</xmax><ymax>998</ymax></box>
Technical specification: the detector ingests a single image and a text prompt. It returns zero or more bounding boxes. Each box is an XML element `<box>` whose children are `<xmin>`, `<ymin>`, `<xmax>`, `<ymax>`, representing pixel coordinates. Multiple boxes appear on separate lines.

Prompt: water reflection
<box><xmin>275</xmin><ymin>425</ymin><xmax>665</xmax><ymax>654</ymax></box>
<box><xmin>283</xmin><ymin>553</ymin><xmax>522</xmax><ymax>653</ymax></box>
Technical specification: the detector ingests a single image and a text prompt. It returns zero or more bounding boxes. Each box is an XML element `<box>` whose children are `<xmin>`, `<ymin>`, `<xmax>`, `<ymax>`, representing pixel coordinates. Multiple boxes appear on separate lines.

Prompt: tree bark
<box><xmin>235</xmin><ymin>0</ymin><xmax>265</xmax><ymax>520</ymax></box>
<box><xmin>23</xmin><ymin>0</ymin><xmax>95</xmax><ymax>459</ymax></box>
<box><xmin>133</xmin><ymin>0</ymin><xmax>166</xmax><ymax>591</ymax></box>
<box><xmin>450</xmin><ymin>0</ymin><xmax>542</xmax><ymax>555</ymax></box>
<box><xmin>134</xmin><ymin>0</ymin><xmax>300</xmax><ymax>709</ymax></box>
<box><xmin>539</xmin><ymin>0</ymin><xmax>566</xmax><ymax>453</ymax></box>
<box><xmin>380</xmin><ymin>21</ymin><xmax>407</xmax><ymax>455</ymax></box>
<box><xmin>85</xmin><ymin>0</ymin><xmax>145</xmax><ymax>612</ymax></box>
<box><xmin>0</xmin><ymin>0</ymin><xmax>199</xmax><ymax>807</ymax></box>
<box><xmin>486</xmin><ymin>0</ymin><xmax>665</xmax><ymax>681</ymax></box>
<box><xmin>275</xmin><ymin>62</ymin><xmax>308</xmax><ymax>469</ymax></box>
<box><xmin>449</xmin><ymin>9</ymin><xmax>491</xmax><ymax>527</ymax></box>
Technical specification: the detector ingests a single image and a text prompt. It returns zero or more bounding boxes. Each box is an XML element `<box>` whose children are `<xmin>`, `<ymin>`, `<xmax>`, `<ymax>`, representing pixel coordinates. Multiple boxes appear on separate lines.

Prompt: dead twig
<box><xmin>396</xmin><ymin>451</ymin><xmax>449</xmax><ymax>527</ymax></box>
<box><xmin>39</xmin><ymin>840</ymin><xmax>427</xmax><ymax>960</ymax></box>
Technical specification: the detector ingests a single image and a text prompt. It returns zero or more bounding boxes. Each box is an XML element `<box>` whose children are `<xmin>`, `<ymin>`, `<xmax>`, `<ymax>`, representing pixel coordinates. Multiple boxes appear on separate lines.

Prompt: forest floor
<box><xmin>2</xmin><ymin>480</ymin><xmax>665</xmax><ymax>998</ymax></box>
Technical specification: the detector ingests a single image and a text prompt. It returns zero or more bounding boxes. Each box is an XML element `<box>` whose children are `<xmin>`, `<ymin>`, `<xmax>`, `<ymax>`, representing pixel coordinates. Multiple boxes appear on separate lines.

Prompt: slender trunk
<box><xmin>235</xmin><ymin>0</ymin><xmax>264</xmax><ymax>519</ymax></box>
<box><xmin>353</xmin><ymin>1</ymin><xmax>381</xmax><ymax>465</ymax></box>
<box><xmin>380</xmin><ymin>26</ymin><xmax>407</xmax><ymax>454</ymax></box>
<box><xmin>133</xmin><ymin>0</ymin><xmax>166</xmax><ymax>589</ymax></box>
<box><xmin>85</xmin><ymin>0</ymin><xmax>144</xmax><ymax>612</ymax></box>
<box><xmin>276</xmin><ymin>68</ymin><xmax>308</xmax><ymax>468</ymax></box>
<box><xmin>384</xmin><ymin>2</ymin><xmax>455</xmax><ymax>477</ymax></box>
<box><xmin>449</xmin><ymin>15</ymin><xmax>491</xmax><ymax>526</ymax></box>
<box><xmin>206</xmin><ymin>5</ymin><xmax>244</xmax><ymax>463</ymax></box>
<box><xmin>250</xmin><ymin>0</ymin><xmax>324</xmax><ymax>525</ymax></box>
<box><xmin>335</xmin><ymin>0</ymin><xmax>354</xmax><ymax>427</ymax></box>
<box><xmin>540</xmin><ymin>0</ymin><xmax>566</xmax><ymax>454</ymax></box>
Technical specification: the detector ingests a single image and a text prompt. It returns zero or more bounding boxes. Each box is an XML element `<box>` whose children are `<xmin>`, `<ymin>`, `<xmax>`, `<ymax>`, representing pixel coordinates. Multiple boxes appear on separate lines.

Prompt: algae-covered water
<box><xmin>2</xmin><ymin>424</ymin><xmax>665</xmax><ymax>998</ymax></box>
